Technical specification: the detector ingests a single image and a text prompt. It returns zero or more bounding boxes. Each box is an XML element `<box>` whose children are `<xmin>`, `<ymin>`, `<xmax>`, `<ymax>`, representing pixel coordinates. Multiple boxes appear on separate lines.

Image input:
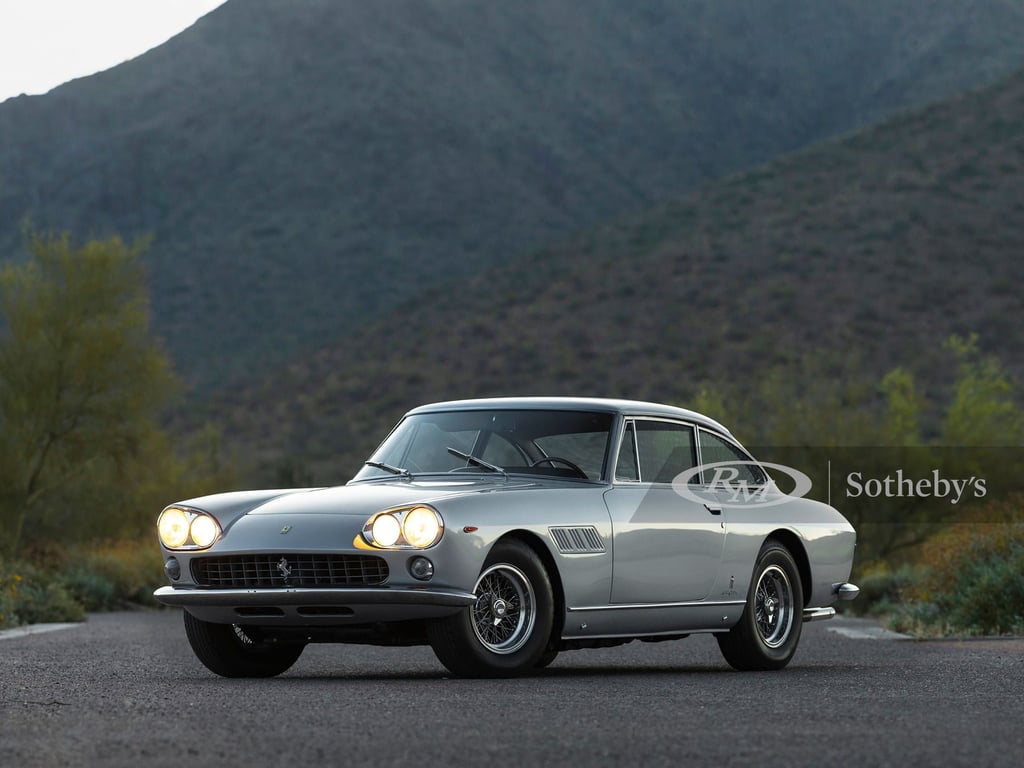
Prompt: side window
<box><xmin>635</xmin><ymin>421</ymin><xmax>696</xmax><ymax>484</ymax></box>
<box><xmin>698</xmin><ymin>430</ymin><xmax>766</xmax><ymax>485</ymax></box>
<box><xmin>614</xmin><ymin>421</ymin><xmax>639</xmax><ymax>481</ymax></box>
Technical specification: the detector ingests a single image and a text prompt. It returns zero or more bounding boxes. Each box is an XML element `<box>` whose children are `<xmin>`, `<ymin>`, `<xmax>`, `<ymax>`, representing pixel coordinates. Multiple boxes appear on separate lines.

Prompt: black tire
<box><xmin>717</xmin><ymin>540</ymin><xmax>804</xmax><ymax>671</ymax></box>
<box><xmin>183</xmin><ymin>611</ymin><xmax>304</xmax><ymax>678</ymax></box>
<box><xmin>534</xmin><ymin>646</ymin><xmax>560</xmax><ymax>669</ymax></box>
<box><xmin>427</xmin><ymin>539</ymin><xmax>554</xmax><ymax>678</ymax></box>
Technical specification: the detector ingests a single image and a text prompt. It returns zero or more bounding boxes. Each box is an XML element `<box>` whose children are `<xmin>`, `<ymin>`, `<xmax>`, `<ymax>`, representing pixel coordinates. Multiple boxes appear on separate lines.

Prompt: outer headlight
<box><xmin>157</xmin><ymin>507</ymin><xmax>221</xmax><ymax>550</ymax></box>
<box><xmin>158</xmin><ymin>508</ymin><xmax>190</xmax><ymax>549</ymax></box>
<box><xmin>403</xmin><ymin>506</ymin><xmax>441</xmax><ymax>548</ymax></box>
<box><xmin>363</xmin><ymin>505</ymin><xmax>443</xmax><ymax>549</ymax></box>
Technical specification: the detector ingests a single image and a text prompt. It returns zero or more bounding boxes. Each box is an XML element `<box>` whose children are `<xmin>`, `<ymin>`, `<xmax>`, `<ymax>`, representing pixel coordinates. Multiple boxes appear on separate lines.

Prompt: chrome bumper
<box><xmin>803</xmin><ymin>607</ymin><xmax>836</xmax><ymax>622</ymax></box>
<box><xmin>835</xmin><ymin>582</ymin><xmax>860</xmax><ymax>601</ymax></box>
<box><xmin>802</xmin><ymin>582</ymin><xmax>860</xmax><ymax>622</ymax></box>
<box><xmin>154</xmin><ymin>585</ymin><xmax>476</xmax><ymax>608</ymax></box>
<box><xmin>153</xmin><ymin>585</ymin><xmax>477</xmax><ymax>625</ymax></box>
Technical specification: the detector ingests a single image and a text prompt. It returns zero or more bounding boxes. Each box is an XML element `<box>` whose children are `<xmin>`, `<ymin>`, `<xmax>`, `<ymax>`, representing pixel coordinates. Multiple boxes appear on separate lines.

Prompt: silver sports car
<box><xmin>154</xmin><ymin>397</ymin><xmax>858</xmax><ymax>677</ymax></box>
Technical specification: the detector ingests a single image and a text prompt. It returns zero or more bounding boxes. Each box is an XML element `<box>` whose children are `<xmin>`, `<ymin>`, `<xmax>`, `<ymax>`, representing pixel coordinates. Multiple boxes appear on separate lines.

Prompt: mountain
<box><xmin>209</xmin><ymin>67</ymin><xmax>1024</xmax><ymax>481</ymax></box>
<box><xmin>3</xmin><ymin>0</ymin><xmax>1024</xmax><ymax>388</ymax></box>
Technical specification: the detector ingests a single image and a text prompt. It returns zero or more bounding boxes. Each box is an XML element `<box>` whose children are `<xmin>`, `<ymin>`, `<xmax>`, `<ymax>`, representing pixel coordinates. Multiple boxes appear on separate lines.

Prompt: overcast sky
<box><xmin>0</xmin><ymin>0</ymin><xmax>228</xmax><ymax>103</ymax></box>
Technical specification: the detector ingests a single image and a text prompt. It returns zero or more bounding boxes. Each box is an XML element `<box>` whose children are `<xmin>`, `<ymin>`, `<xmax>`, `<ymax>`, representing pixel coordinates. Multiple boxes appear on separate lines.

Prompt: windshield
<box><xmin>353</xmin><ymin>409</ymin><xmax>614</xmax><ymax>482</ymax></box>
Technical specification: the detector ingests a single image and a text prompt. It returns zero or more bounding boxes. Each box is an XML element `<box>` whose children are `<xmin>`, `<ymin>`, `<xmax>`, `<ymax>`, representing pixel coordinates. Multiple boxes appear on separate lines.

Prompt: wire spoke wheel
<box><xmin>716</xmin><ymin>541</ymin><xmax>803</xmax><ymax>671</ymax></box>
<box><xmin>471</xmin><ymin>563</ymin><xmax>536</xmax><ymax>654</ymax></box>
<box><xmin>753</xmin><ymin>564</ymin><xmax>794</xmax><ymax>648</ymax></box>
<box><xmin>427</xmin><ymin>539</ymin><xmax>553</xmax><ymax>677</ymax></box>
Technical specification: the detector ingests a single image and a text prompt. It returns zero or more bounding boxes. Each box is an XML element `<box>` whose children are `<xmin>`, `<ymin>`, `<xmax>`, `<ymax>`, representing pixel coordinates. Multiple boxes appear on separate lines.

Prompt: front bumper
<box><xmin>153</xmin><ymin>585</ymin><xmax>476</xmax><ymax>626</ymax></box>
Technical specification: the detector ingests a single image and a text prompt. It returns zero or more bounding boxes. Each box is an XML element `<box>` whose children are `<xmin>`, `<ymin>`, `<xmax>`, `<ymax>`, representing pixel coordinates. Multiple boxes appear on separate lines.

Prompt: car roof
<box><xmin>406</xmin><ymin>396</ymin><xmax>732</xmax><ymax>436</ymax></box>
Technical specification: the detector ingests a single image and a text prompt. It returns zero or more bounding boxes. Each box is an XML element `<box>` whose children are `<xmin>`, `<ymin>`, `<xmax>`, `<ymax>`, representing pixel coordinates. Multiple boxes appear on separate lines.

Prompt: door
<box><xmin>604</xmin><ymin>419</ymin><xmax>726</xmax><ymax>603</ymax></box>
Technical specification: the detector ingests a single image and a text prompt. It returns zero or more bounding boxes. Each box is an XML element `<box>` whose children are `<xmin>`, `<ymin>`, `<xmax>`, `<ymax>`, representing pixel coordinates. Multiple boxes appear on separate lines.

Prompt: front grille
<box><xmin>191</xmin><ymin>554</ymin><xmax>389</xmax><ymax>588</ymax></box>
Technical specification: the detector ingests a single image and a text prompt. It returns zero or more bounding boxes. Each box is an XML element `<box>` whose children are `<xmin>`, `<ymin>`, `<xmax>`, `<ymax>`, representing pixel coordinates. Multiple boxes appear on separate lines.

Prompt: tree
<box><xmin>0</xmin><ymin>232</ymin><xmax>178</xmax><ymax>558</ymax></box>
<box><xmin>942</xmin><ymin>333</ymin><xmax>1024</xmax><ymax>446</ymax></box>
<box><xmin>688</xmin><ymin>337</ymin><xmax>1024</xmax><ymax>565</ymax></box>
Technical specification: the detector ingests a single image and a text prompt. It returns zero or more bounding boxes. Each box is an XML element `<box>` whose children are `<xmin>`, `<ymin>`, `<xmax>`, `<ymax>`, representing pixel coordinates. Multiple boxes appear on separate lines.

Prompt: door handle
<box><xmin>704</xmin><ymin>503</ymin><xmax>722</xmax><ymax>515</ymax></box>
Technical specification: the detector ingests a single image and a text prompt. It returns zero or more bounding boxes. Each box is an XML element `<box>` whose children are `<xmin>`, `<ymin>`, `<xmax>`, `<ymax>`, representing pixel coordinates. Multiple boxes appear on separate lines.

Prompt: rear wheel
<box><xmin>427</xmin><ymin>539</ymin><xmax>554</xmax><ymax>678</ymax></box>
<box><xmin>717</xmin><ymin>540</ymin><xmax>803</xmax><ymax>671</ymax></box>
<box><xmin>183</xmin><ymin>611</ymin><xmax>304</xmax><ymax>678</ymax></box>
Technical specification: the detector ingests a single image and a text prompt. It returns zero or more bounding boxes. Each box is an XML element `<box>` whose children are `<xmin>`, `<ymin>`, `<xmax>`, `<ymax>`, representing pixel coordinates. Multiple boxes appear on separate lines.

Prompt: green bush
<box><xmin>0</xmin><ymin>560</ymin><xmax>85</xmax><ymax>628</ymax></box>
<box><xmin>889</xmin><ymin>498</ymin><xmax>1024</xmax><ymax>636</ymax></box>
<box><xmin>1</xmin><ymin>536</ymin><xmax>164</xmax><ymax>628</ymax></box>
<box><xmin>60</xmin><ymin>568</ymin><xmax>118</xmax><ymax>611</ymax></box>
<box><xmin>840</xmin><ymin>563</ymin><xmax>917</xmax><ymax>616</ymax></box>
<box><xmin>68</xmin><ymin>540</ymin><xmax>164</xmax><ymax>607</ymax></box>
<box><xmin>923</xmin><ymin>543</ymin><xmax>1024</xmax><ymax>635</ymax></box>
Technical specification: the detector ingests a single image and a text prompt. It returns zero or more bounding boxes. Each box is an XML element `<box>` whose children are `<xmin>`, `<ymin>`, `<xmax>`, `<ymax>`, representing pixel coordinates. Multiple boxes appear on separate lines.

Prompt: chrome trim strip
<box><xmin>568</xmin><ymin>599</ymin><xmax>746</xmax><ymax>613</ymax></box>
<box><xmin>803</xmin><ymin>607</ymin><xmax>836</xmax><ymax>622</ymax></box>
<box><xmin>153</xmin><ymin>585</ymin><xmax>476</xmax><ymax>608</ymax></box>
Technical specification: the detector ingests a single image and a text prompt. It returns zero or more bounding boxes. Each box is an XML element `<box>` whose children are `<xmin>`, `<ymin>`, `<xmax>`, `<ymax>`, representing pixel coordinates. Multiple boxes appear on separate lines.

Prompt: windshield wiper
<box><xmin>446</xmin><ymin>447</ymin><xmax>508</xmax><ymax>478</ymax></box>
<box><xmin>364</xmin><ymin>460</ymin><xmax>412</xmax><ymax>479</ymax></box>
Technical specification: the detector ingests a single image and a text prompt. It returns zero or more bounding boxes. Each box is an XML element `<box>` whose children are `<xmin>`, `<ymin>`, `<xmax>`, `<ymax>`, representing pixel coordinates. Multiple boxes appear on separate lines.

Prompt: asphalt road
<box><xmin>1</xmin><ymin>610</ymin><xmax>1021</xmax><ymax>768</ymax></box>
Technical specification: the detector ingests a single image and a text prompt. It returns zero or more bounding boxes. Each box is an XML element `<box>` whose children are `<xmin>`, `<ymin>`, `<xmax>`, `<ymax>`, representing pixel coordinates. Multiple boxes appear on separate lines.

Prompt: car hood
<box><xmin>182</xmin><ymin>478</ymin><xmax>551</xmax><ymax>520</ymax></box>
<box><xmin>246</xmin><ymin>480</ymin><xmax>506</xmax><ymax>517</ymax></box>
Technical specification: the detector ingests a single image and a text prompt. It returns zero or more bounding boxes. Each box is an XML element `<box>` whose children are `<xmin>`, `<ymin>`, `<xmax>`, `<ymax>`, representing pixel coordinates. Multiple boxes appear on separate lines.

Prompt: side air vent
<box><xmin>549</xmin><ymin>526</ymin><xmax>605</xmax><ymax>554</ymax></box>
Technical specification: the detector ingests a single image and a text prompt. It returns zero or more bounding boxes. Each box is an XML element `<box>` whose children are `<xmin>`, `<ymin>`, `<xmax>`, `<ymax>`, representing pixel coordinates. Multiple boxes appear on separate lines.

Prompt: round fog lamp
<box><xmin>371</xmin><ymin>513</ymin><xmax>402</xmax><ymax>547</ymax></box>
<box><xmin>409</xmin><ymin>556</ymin><xmax>434</xmax><ymax>581</ymax></box>
<box><xmin>164</xmin><ymin>557</ymin><xmax>181</xmax><ymax>581</ymax></box>
<box><xmin>403</xmin><ymin>506</ymin><xmax>441</xmax><ymax>548</ymax></box>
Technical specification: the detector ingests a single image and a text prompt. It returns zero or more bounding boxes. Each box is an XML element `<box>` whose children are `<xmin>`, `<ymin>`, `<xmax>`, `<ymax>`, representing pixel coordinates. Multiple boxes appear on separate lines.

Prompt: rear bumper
<box><xmin>153</xmin><ymin>585</ymin><xmax>476</xmax><ymax>625</ymax></box>
<box><xmin>802</xmin><ymin>582</ymin><xmax>860</xmax><ymax>623</ymax></box>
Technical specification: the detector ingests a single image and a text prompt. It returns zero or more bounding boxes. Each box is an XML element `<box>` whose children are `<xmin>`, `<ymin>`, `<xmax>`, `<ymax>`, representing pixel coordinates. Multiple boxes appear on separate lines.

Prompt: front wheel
<box><xmin>717</xmin><ymin>540</ymin><xmax>803</xmax><ymax>671</ymax></box>
<box><xmin>427</xmin><ymin>539</ymin><xmax>554</xmax><ymax>678</ymax></box>
<box><xmin>183</xmin><ymin>611</ymin><xmax>305</xmax><ymax>678</ymax></box>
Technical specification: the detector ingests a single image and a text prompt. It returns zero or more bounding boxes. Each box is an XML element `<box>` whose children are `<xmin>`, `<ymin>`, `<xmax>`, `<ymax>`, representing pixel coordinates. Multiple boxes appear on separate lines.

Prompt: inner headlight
<box><xmin>371</xmin><ymin>513</ymin><xmax>402</xmax><ymax>547</ymax></box>
<box><xmin>363</xmin><ymin>506</ymin><xmax>444</xmax><ymax>549</ymax></box>
<box><xmin>190</xmin><ymin>515</ymin><xmax>220</xmax><ymax>548</ymax></box>
<box><xmin>403</xmin><ymin>506</ymin><xmax>441</xmax><ymax>548</ymax></box>
<box><xmin>157</xmin><ymin>507</ymin><xmax>221</xmax><ymax>550</ymax></box>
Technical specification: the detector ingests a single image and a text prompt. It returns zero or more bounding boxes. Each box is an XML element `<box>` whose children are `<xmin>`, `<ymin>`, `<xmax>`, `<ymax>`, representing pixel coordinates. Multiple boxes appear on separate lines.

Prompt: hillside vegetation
<box><xmin>4</xmin><ymin>0</ymin><xmax>1024</xmax><ymax>386</ymax></box>
<box><xmin>207</xmin><ymin>67</ymin><xmax>1024</xmax><ymax>481</ymax></box>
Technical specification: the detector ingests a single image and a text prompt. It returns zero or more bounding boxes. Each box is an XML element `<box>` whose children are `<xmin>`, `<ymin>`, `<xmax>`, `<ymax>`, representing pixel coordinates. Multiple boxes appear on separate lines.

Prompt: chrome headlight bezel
<box><xmin>157</xmin><ymin>506</ymin><xmax>222</xmax><ymax>551</ymax></box>
<box><xmin>362</xmin><ymin>505</ymin><xmax>444</xmax><ymax>549</ymax></box>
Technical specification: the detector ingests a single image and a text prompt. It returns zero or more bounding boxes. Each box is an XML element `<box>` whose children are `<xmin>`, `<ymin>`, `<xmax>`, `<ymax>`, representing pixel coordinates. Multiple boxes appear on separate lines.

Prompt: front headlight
<box><xmin>403</xmin><ymin>506</ymin><xmax>441</xmax><ymax>548</ymax></box>
<box><xmin>189</xmin><ymin>514</ymin><xmax>220</xmax><ymax>548</ymax></box>
<box><xmin>371</xmin><ymin>513</ymin><xmax>402</xmax><ymax>547</ymax></box>
<box><xmin>362</xmin><ymin>505</ymin><xmax>443</xmax><ymax>549</ymax></box>
<box><xmin>157</xmin><ymin>507</ymin><xmax>222</xmax><ymax>550</ymax></box>
<box><xmin>158</xmin><ymin>507</ymin><xmax>190</xmax><ymax>549</ymax></box>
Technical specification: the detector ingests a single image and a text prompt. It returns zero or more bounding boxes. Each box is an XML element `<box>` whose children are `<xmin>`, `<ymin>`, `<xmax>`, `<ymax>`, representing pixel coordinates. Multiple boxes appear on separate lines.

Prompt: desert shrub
<box><xmin>0</xmin><ymin>560</ymin><xmax>85</xmax><ymax>627</ymax></box>
<box><xmin>63</xmin><ymin>538</ymin><xmax>165</xmax><ymax>608</ymax></box>
<box><xmin>60</xmin><ymin>568</ymin><xmax>118</xmax><ymax>611</ymax></box>
<box><xmin>890</xmin><ymin>494</ymin><xmax>1024</xmax><ymax>635</ymax></box>
<box><xmin>0</xmin><ymin>536</ymin><xmax>164</xmax><ymax>628</ymax></box>
<box><xmin>840</xmin><ymin>563</ymin><xmax>917</xmax><ymax>616</ymax></box>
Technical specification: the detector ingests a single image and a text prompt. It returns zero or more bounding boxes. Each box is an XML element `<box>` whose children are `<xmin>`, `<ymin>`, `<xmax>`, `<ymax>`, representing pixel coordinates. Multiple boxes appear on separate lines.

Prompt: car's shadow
<box><xmin>260</xmin><ymin>661</ymin><xmax>863</xmax><ymax>683</ymax></box>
